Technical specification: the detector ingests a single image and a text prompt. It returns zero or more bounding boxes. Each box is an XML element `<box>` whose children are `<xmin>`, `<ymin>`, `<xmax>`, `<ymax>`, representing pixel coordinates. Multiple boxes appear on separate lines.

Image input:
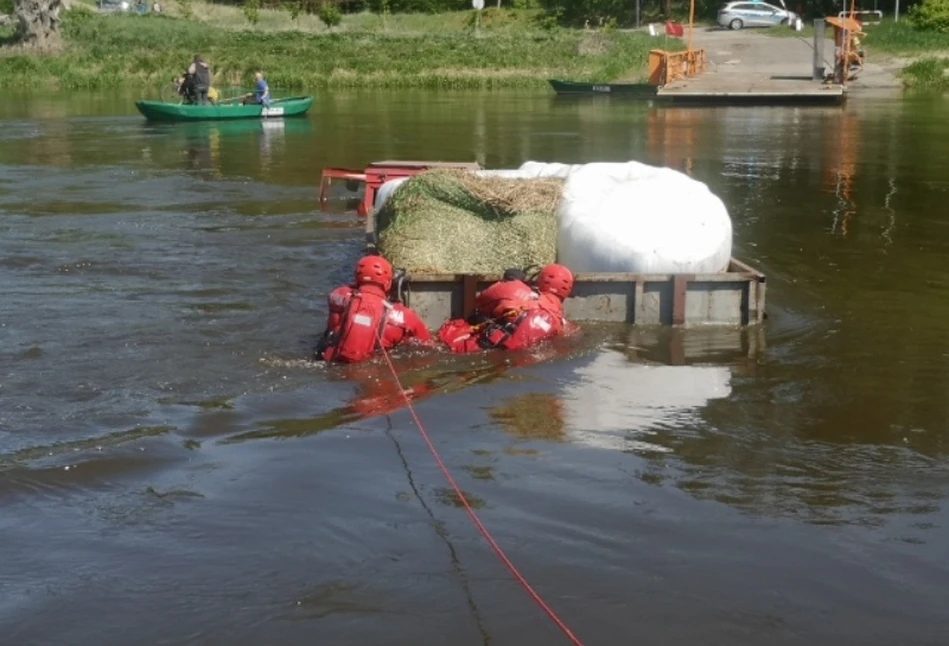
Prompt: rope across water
<box><xmin>374</xmin><ymin>336</ymin><xmax>586</xmax><ymax>646</ymax></box>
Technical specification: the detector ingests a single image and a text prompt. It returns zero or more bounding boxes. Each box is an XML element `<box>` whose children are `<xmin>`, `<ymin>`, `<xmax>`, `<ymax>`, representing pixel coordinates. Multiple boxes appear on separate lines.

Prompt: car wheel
<box><xmin>729</xmin><ymin>18</ymin><xmax>743</xmax><ymax>29</ymax></box>
<box><xmin>780</xmin><ymin>17</ymin><xmax>789</xmax><ymax>25</ymax></box>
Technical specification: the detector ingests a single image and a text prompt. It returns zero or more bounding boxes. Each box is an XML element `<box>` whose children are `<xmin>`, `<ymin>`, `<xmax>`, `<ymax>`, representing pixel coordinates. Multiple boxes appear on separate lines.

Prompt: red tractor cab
<box><xmin>320</xmin><ymin>160</ymin><xmax>482</xmax><ymax>217</ymax></box>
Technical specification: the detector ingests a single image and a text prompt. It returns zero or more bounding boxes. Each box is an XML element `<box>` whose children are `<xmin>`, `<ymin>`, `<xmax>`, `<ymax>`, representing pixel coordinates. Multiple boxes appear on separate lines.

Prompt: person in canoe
<box><xmin>242</xmin><ymin>71</ymin><xmax>271</xmax><ymax>106</ymax></box>
<box><xmin>254</xmin><ymin>71</ymin><xmax>271</xmax><ymax>106</ymax></box>
<box><xmin>316</xmin><ymin>255</ymin><xmax>432</xmax><ymax>364</ymax></box>
<box><xmin>437</xmin><ymin>264</ymin><xmax>578</xmax><ymax>353</ymax></box>
<box><xmin>174</xmin><ymin>71</ymin><xmax>195</xmax><ymax>104</ymax></box>
<box><xmin>186</xmin><ymin>55</ymin><xmax>213</xmax><ymax>105</ymax></box>
<box><xmin>174</xmin><ymin>72</ymin><xmax>218</xmax><ymax>105</ymax></box>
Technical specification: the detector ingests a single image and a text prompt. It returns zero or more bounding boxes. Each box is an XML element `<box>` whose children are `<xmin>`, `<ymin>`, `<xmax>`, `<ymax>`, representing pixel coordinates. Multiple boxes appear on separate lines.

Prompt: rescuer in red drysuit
<box><xmin>437</xmin><ymin>264</ymin><xmax>577</xmax><ymax>354</ymax></box>
<box><xmin>471</xmin><ymin>267</ymin><xmax>539</xmax><ymax>324</ymax></box>
<box><xmin>437</xmin><ymin>267</ymin><xmax>535</xmax><ymax>353</ymax></box>
<box><xmin>317</xmin><ymin>255</ymin><xmax>431</xmax><ymax>363</ymax></box>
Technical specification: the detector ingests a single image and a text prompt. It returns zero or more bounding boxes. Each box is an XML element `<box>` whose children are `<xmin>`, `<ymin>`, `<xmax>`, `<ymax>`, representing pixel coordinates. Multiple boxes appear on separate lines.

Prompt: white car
<box><xmin>717</xmin><ymin>0</ymin><xmax>799</xmax><ymax>29</ymax></box>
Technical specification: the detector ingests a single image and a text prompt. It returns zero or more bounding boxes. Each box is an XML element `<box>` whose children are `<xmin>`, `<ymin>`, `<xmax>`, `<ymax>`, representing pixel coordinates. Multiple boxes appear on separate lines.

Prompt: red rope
<box><xmin>375</xmin><ymin>341</ymin><xmax>585</xmax><ymax>646</ymax></box>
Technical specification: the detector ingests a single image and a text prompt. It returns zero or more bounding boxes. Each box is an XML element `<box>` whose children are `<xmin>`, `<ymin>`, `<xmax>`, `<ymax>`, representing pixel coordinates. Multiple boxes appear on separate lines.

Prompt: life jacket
<box><xmin>328</xmin><ymin>284</ymin><xmax>353</xmax><ymax>315</ymax></box>
<box><xmin>323</xmin><ymin>289</ymin><xmax>391</xmax><ymax>364</ymax></box>
<box><xmin>477</xmin><ymin>310</ymin><xmax>531</xmax><ymax>350</ymax></box>
<box><xmin>536</xmin><ymin>292</ymin><xmax>564</xmax><ymax>319</ymax></box>
<box><xmin>479</xmin><ymin>293</ymin><xmax>566</xmax><ymax>351</ymax></box>
<box><xmin>193</xmin><ymin>62</ymin><xmax>211</xmax><ymax>88</ymax></box>
<box><xmin>437</xmin><ymin>281</ymin><xmax>542</xmax><ymax>354</ymax></box>
<box><xmin>437</xmin><ymin>318</ymin><xmax>483</xmax><ymax>354</ymax></box>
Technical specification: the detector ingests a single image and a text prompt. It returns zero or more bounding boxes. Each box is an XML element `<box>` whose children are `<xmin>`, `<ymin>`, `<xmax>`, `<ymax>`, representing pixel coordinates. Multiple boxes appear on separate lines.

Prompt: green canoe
<box><xmin>135</xmin><ymin>96</ymin><xmax>314</xmax><ymax>122</ymax></box>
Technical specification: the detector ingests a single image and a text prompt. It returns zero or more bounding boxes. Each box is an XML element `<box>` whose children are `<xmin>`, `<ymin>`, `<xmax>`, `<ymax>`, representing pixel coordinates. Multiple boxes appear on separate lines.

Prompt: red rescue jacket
<box><xmin>438</xmin><ymin>291</ymin><xmax>572</xmax><ymax>354</ymax></box>
<box><xmin>319</xmin><ymin>284</ymin><xmax>431</xmax><ymax>363</ymax></box>
<box><xmin>487</xmin><ymin>293</ymin><xmax>566</xmax><ymax>351</ymax></box>
<box><xmin>438</xmin><ymin>278</ymin><xmax>538</xmax><ymax>354</ymax></box>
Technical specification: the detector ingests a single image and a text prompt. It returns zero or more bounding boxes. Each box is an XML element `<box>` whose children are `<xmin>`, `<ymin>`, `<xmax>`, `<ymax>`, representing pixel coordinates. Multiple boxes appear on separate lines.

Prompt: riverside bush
<box><xmin>317</xmin><ymin>2</ymin><xmax>342</xmax><ymax>26</ymax></box>
<box><xmin>911</xmin><ymin>0</ymin><xmax>949</xmax><ymax>33</ymax></box>
<box><xmin>901</xmin><ymin>57</ymin><xmax>949</xmax><ymax>89</ymax></box>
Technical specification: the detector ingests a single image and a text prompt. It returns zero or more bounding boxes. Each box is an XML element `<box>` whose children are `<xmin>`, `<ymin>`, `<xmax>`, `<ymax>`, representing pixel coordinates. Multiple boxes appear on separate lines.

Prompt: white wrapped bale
<box><xmin>372</xmin><ymin>177</ymin><xmax>408</xmax><ymax>215</ymax></box>
<box><xmin>556</xmin><ymin>161</ymin><xmax>733</xmax><ymax>274</ymax></box>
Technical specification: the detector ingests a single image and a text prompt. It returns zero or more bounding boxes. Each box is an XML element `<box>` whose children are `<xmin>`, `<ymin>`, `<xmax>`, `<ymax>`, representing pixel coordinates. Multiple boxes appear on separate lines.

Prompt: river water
<box><xmin>2</xmin><ymin>89</ymin><xmax>948</xmax><ymax>645</ymax></box>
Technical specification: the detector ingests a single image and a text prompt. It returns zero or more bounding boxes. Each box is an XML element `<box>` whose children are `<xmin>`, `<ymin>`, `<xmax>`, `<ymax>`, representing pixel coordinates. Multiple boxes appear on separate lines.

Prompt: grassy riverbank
<box><xmin>900</xmin><ymin>56</ymin><xmax>949</xmax><ymax>89</ymax></box>
<box><xmin>865</xmin><ymin>21</ymin><xmax>949</xmax><ymax>89</ymax></box>
<box><xmin>863</xmin><ymin>20</ymin><xmax>949</xmax><ymax>54</ymax></box>
<box><xmin>764</xmin><ymin>18</ymin><xmax>949</xmax><ymax>52</ymax></box>
<box><xmin>0</xmin><ymin>5</ymin><xmax>653</xmax><ymax>91</ymax></box>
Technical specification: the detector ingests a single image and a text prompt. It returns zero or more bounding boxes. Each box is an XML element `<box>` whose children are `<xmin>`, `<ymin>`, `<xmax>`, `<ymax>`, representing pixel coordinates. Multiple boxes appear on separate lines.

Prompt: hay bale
<box><xmin>375</xmin><ymin>169</ymin><xmax>563</xmax><ymax>274</ymax></box>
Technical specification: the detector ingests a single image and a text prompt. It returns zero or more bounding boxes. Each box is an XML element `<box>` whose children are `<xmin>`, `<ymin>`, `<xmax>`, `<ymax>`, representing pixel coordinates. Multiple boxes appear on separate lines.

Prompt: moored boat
<box><xmin>548</xmin><ymin>79</ymin><xmax>658</xmax><ymax>98</ymax></box>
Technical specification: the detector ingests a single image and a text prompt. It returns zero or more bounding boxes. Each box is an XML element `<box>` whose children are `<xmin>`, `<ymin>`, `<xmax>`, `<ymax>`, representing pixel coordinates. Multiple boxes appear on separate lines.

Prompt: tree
<box><xmin>538</xmin><ymin>0</ymin><xmax>636</xmax><ymax>25</ymax></box>
<box><xmin>14</xmin><ymin>0</ymin><xmax>63</xmax><ymax>50</ymax></box>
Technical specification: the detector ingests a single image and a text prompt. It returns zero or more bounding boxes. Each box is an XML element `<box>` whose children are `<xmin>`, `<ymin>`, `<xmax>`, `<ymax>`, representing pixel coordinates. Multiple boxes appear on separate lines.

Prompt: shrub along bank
<box><xmin>865</xmin><ymin>21</ymin><xmax>949</xmax><ymax>90</ymax></box>
<box><xmin>0</xmin><ymin>9</ymin><xmax>653</xmax><ymax>91</ymax></box>
<box><xmin>900</xmin><ymin>56</ymin><xmax>949</xmax><ymax>89</ymax></box>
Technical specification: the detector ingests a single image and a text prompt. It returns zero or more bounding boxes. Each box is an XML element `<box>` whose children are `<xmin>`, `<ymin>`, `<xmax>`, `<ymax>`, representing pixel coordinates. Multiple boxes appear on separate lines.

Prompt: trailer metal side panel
<box><xmin>400</xmin><ymin>259</ymin><xmax>766</xmax><ymax>329</ymax></box>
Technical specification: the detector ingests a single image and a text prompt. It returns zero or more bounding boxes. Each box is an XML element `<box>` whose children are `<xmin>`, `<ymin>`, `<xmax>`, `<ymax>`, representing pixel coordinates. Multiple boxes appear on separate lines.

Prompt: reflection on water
<box><xmin>827</xmin><ymin>107</ymin><xmax>861</xmax><ymax>237</ymax></box>
<box><xmin>491</xmin><ymin>392</ymin><xmax>567</xmax><ymax>442</ymax></box>
<box><xmin>615</xmin><ymin>325</ymin><xmax>766</xmax><ymax>366</ymax></box>
<box><xmin>560</xmin><ymin>351</ymin><xmax>732</xmax><ymax>453</ymax></box>
<box><xmin>151</xmin><ymin>118</ymin><xmax>315</xmax><ymax>179</ymax></box>
<box><xmin>3</xmin><ymin>89</ymin><xmax>949</xmax><ymax>645</ymax></box>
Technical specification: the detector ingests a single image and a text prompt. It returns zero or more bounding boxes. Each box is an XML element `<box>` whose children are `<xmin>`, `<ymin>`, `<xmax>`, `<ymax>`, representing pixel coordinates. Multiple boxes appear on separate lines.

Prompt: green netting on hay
<box><xmin>375</xmin><ymin>169</ymin><xmax>563</xmax><ymax>274</ymax></box>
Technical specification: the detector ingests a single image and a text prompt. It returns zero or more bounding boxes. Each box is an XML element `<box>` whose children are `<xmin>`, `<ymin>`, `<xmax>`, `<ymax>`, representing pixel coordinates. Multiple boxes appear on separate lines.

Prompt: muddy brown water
<box><xmin>2</xmin><ymin>89</ymin><xmax>948</xmax><ymax>645</ymax></box>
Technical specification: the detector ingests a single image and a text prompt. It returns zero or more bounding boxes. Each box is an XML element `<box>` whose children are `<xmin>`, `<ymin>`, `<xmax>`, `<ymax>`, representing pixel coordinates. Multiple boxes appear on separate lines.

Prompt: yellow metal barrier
<box><xmin>647</xmin><ymin>49</ymin><xmax>707</xmax><ymax>87</ymax></box>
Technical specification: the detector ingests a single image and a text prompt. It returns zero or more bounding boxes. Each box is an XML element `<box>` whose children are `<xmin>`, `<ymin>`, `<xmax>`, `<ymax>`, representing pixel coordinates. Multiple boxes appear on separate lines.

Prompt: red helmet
<box><xmin>535</xmin><ymin>264</ymin><xmax>574</xmax><ymax>300</ymax></box>
<box><xmin>354</xmin><ymin>255</ymin><xmax>393</xmax><ymax>291</ymax></box>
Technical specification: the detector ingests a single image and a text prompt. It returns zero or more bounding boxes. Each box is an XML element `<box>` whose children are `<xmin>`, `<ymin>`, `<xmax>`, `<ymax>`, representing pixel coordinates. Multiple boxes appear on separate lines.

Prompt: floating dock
<box><xmin>656</xmin><ymin>73</ymin><xmax>846</xmax><ymax>106</ymax></box>
<box><xmin>548</xmin><ymin>76</ymin><xmax>846</xmax><ymax>106</ymax></box>
<box><xmin>551</xmin><ymin>14</ymin><xmax>855</xmax><ymax>107</ymax></box>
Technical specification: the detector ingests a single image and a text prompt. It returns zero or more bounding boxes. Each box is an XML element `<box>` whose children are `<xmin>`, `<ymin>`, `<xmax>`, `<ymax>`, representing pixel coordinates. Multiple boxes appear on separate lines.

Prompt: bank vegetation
<box><xmin>3</xmin><ymin>0</ymin><xmax>947</xmax><ymax>91</ymax></box>
<box><xmin>0</xmin><ymin>3</ymin><xmax>654</xmax><ymax>90</ymax></box>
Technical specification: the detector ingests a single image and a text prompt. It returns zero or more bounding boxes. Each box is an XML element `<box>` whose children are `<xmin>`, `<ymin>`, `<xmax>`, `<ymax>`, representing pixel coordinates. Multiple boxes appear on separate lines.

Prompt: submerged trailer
<box><xmin>349</xmin><ymin>160</ymin><xmax>766</xmax><ymax>329</ymax></box>
<box><xmin>380</xmin><ymin>264</ymin><xmax>765</xmax><ymax>330</ymax></box>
